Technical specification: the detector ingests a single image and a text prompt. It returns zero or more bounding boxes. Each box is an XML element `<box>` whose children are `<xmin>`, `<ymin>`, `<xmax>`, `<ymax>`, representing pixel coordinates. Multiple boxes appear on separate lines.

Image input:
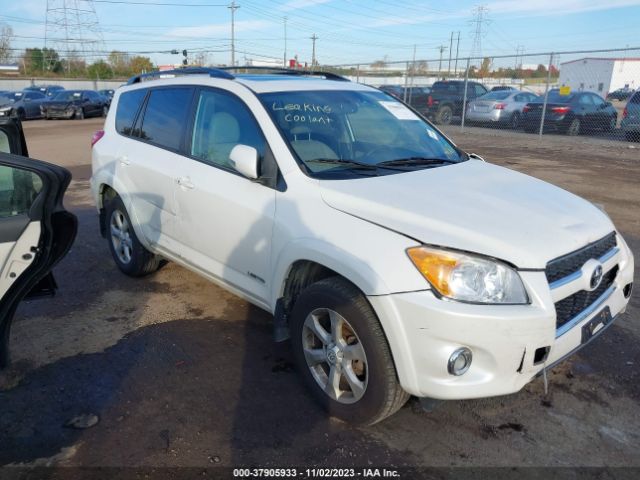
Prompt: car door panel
<box><xmin>173</xmin><ymin>87</ymin><xmax>276</xmax><ymax>305</ymax></box>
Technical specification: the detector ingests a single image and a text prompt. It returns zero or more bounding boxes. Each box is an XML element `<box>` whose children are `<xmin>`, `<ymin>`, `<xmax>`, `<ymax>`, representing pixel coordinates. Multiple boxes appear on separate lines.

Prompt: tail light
<box><xmin>493</xmin><ymin>103</ymin><xmax>506</xmax><ymax>110</ymax></box>
<box><xmin>551</xmin><ymin>106</ymin><xmax>571</xmax><ymax>115</ymax></box>
<box><xmin>427</xmin><ymin>95</ymin><xmax>433</xmax><ymax>107</ymax></box>
<box><xmin>91</xmin><ymin>129</ymin><xmax>105</xmax><ymax>147</ymax></box>
<box><xmin>523</xmin><ymin>105</ymin><xmax>531</xmax><ymax>113</ymax></box>
<box><xmin>623</xmin><ymin>107</ymin><xmax>628</xmax><ymax>119</ymax></box>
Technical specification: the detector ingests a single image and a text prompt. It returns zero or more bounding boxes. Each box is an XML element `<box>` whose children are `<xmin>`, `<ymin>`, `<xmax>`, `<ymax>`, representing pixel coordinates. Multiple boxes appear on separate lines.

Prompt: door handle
<box><xmin>119</xmin><ymin>155</ymin><xmax>130</xmax><ymax>165</ymax></box>
<box><xmin>176</xmin><ymin>176</ymin><xmax>195</xmax><ymax>190</ymax></box>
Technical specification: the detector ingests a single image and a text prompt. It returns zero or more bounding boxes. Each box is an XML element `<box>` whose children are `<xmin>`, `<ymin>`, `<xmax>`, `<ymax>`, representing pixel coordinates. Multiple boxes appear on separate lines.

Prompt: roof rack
<box><xmin>126</xmin><ymin>67</ymin><xmax>234</xmax><ymax>85</ymax></box>
<box><xmin>219</xmin><ymin>66</ymin><xmax>350</xmax><ymax>82</ymax></box>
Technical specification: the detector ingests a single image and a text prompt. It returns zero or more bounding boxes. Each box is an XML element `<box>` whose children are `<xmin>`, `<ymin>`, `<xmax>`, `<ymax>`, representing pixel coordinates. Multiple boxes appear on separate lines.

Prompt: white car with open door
<box><xmin>0</xmin><ymin>117</ymin><xmax>77</xmax><ymax>368</ymax></box>
<box><xmin>91</xmin><ymin>68</ymin><xmax>634</xmax><ymax>425</ymax></box>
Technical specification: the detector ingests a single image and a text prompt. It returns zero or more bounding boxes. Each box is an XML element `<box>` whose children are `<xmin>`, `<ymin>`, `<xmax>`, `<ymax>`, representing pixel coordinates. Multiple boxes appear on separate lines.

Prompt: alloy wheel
<box><xmin>110</xmin><ymin>209</ymin><xmax>133</xmax><ymax>264</ymax></box>
<box><xmin>302</xmin><ymin>308</ymin><xmax>368</xmax><ymax>404</ymax></box>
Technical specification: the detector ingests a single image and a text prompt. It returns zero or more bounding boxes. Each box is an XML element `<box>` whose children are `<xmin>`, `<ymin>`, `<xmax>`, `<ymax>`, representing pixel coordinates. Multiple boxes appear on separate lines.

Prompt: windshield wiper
<box><xmin>306</xmin><ymin>158</ymin><xmax>378</xmax><ymax>169</ymax></box>
<box><xmin>377</xmin><ymin>157</ymin><xmax>456</xmax><ymax>167</ymax></box>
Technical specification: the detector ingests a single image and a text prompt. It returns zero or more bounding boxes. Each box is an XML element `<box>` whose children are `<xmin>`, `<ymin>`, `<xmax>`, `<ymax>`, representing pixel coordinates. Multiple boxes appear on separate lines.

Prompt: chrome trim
<box><xmin>555</xmin><ymin>285</ymin><xmax>615</xmax><ymax>338</ymax></box>
<box><xmin>549</xmin><ymin>247</ymin><xmax>619</xmax><ymax>290</ymax></box>
<box><xmin>549</xmin><ymin>270</ymin><xmax>582</xmax><ymax>290</ymax></box>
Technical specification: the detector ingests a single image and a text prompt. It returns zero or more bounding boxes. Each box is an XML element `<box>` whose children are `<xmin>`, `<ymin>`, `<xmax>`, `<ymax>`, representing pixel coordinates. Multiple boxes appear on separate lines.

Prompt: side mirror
<box><xmin>229</xmin><ymin>144</ymin><xmax>259</xmax><ymax>180</ymax></box>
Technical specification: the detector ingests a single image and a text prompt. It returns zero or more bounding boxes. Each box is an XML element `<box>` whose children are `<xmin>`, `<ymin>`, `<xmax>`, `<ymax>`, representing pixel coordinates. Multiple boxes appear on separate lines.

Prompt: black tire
<box><xmin>16</xmin><ymin>109</ymin><xmax>26</xmax><ymax>121</ymax></box>
<box><xmin>290</xmin><ymin>276</ymin><xmax>409</xmax><ymax>425</ymax></box>
<box><xmin>566</xmin><ymin>117</ymin><xmax>581</xmax><ymax>136</ymax></box>
<box><xmin>434</xmin><ymin>105</ymin><xmax>453</xmax><ymax>125</ymax></box>
<box><xmin>102</xmin><ymin>105</ymin><xmax>109</xmax><ymax>117</ymax></box>
<box><xmin>604</xmin><ymin>115</ymin><xmax>617</xmax><ymax>132</ymax></box>
<box><xmin>626</xmin><ymin>131</ymin><xmax>639</xmax><ymax>142</ymax></box>
<box><xmin>523</xmin><ymin>125</ymin><xmax>537</xmax><ymax>134</ymax></box>
<box><xmin>510</xmin><ymin>112</ymin><xmax>521</xmax><ymax>130</ymax></box>
<box><xmin>76</xmin><ymin>108</ymin><xmax>85</xmax><ymax>120</ymax></box>
<box><xmin>104</xmin><ymin>194</ymin><xmax>162</xmax><ymax>277</ymax></box>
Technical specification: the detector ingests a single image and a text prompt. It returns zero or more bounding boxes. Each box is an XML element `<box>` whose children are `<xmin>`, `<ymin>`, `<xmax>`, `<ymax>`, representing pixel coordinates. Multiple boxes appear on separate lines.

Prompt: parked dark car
<box><xmin>621</xmin><ymin>90</ymin><xmax>640</xmax><ymax>141</ymax></box>
<box><xmin>24</xmin><ymin>85</ymin><xmax>65</xmax><ymax>98</ymax></box>
<box><xmin>379</xmin><ymin>85</ymin><xmax>432</xmax><ymax>113</ymax></box>
<box><xmin>607</xmin><ymin>87</ymin><xmax>633</xmax><ymax>101</ymax></box>
<box><xmin>98</xmin><ymin>89</ymin><xmax>115</xmax><ymax>100</ymax></box>
<box><xmin>522</xmin><ymin>89</ymin><xmax>618</xmax><ymax>136</ymax></box>
<box><xmin>0</xmin><ymin>116</ymin><xmax>77</xmax><ymax>367</ymax></box>
<box><xmin>0</xmin><ymin>91</ymin><xmax>47</xmax><ymax>120</ymax></box>
<box><xmin>41</xmin><ymin>90</ymin><xmax>108</xmax><ymax>120</ymax></box>
<box><xmin>490</xmin><ymin>85</ymin><xmax>518</xmax><ymax>91</ymax></box>
<box><xmin>423</xmin><ymin>80</ymin><xmax>489</xmax><ymax>125</ymax></box>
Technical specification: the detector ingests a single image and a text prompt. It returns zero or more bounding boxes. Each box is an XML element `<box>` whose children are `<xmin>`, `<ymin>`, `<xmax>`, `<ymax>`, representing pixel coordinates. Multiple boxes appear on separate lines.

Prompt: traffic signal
<box><xmin>182</xmin><ymin>49</ymin><xmax>188</xmax><ymax>66</ymax></box>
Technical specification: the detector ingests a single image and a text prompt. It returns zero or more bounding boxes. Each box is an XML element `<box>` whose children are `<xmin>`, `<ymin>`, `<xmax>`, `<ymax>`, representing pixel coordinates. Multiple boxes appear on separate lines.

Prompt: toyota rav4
<box><xmin>90</xmin><ymin>68</ymin><xmax>634</xmax><ymax>425</ymax></box>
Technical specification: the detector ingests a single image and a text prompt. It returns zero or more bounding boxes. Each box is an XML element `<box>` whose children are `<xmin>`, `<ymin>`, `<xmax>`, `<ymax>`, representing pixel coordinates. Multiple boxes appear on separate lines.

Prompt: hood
<box><xmin>319</xmin><ymin>160</ymin><xmax>614</xmax><ymax>269</ymax></box>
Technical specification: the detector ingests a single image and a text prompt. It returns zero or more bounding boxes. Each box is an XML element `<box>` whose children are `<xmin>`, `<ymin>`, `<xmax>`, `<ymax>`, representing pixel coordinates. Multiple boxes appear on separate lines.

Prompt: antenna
<box><xmin>44</xmin><ymin>0</ymin><xmax>105</xmax><ymax>73</ymax></box>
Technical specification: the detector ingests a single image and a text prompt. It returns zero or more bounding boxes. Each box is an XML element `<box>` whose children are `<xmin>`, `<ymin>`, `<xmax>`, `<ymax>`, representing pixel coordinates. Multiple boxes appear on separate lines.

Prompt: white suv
<box><xmin>91</xmin><ymin>68</ymin><xmax>634</xmax><ymax>425</ymax></box>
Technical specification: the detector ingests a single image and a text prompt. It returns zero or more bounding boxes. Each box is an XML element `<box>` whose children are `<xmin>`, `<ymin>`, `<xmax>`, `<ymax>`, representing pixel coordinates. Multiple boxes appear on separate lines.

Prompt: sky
<box><xmin>2</xmin><ymin>0</ymin><xmax>640</xmax><ymax>68</ymax></box>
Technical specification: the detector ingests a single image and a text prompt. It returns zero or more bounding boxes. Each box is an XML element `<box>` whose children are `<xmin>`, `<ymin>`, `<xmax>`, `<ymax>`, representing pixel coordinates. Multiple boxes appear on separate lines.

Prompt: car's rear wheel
<box><xmin>104</xmin><ymin>195</ymin><xmax>162</xmax><ymax>277</ymax></box>
<box><xmin>605</xmin><ymin>116</ymin><xmax>617</xmax><ymax>132</ymax></box>
<box><xmin>566</xmin><ymin>118</ymin><xmax>581</xmax><ymax>136</ymax></box>
<box><xmin>102</xmin><ymin>106</ymin><xmax>109</xmax><ymax>117</ymax></box>
<box><xmin>435</xmin><ymin>105</ymin><xmax>453</xmax><ymax>125</ymax></box>
<box><xmin>291</xmin><ymin>277</ymin><xmax>409</xmax><ymax>425</ymax></box>
<box><xmin>75</xmin><ymin>108</ymin><xmax>84</xmax><ymax>120</ymax></box>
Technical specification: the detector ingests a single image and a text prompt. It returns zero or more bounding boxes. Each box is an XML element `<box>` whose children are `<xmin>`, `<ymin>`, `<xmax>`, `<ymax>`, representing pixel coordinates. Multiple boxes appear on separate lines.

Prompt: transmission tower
<box><xmin>44</xmin><ymin>0</ymin><xmax>105</xmax><ymax>73</ymax></box>
<box><xmin>469</xmin><ymin>5</ymin><xmax>490</xmax><ymax>68</ymax></box>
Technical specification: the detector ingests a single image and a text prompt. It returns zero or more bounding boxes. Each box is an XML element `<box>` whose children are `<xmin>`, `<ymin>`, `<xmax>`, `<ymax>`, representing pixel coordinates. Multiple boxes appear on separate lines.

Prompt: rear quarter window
<box><xmin>139</xmin><ymin>87</ymin><xmax>193</xmax><ymax>151</ymax></box>
<box><xmin>116</xmin><ymin>89</ymin><xmax>147</xmax><ymax>136</ymax></box>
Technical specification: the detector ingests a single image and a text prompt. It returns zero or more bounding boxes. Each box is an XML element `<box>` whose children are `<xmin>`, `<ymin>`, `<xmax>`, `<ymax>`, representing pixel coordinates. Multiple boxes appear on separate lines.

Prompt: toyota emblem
<box><xmin>590</xmin><ymin>264</ymin><xmax>604</xmax><ymax>290</ymax></box>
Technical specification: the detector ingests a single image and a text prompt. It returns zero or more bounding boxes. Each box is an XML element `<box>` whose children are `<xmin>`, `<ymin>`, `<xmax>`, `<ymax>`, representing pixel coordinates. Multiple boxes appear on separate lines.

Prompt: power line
<box><xmin>86</xmin><ymin>0</ymin><xmax>227</xmax><ymax>5</ymax></box>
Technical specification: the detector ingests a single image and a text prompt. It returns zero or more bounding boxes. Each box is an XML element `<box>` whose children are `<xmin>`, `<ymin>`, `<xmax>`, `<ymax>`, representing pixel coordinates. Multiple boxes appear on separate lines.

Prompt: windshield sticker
<box><xmin>73</xmin><ymin>92</ymin><xmax>82</xmax><ymax>97</ymax></box>
<box><xmin>378</xmin><ymin>101</ymin><xmax>420</xmax><ymax>121</ymax></box>
<box><xmin>272</xmin><ymin>102</ymin><xmax>334</xmax><ymax>125</ymax></box>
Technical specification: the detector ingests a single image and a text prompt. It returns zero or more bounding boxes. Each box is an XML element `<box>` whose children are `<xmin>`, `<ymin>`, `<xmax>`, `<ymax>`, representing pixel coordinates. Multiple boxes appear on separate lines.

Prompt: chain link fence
<box><xmin>326</xmin><ymin>47</ymin><xmax>640</xmax><ymax>145</ymax></box>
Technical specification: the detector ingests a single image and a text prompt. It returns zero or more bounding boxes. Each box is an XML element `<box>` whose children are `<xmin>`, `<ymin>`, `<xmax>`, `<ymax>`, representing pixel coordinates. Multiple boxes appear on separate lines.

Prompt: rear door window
<box><xmin>116</xmin><ymin>89</ymin><xmax>147</xmax><ymax>136</ymax></box>
<box><xmin>628</xmin><ymin>92</ymin><xmax>640</xmax><ymax>104</ymax></box>
<box><xmin>139</xmin><ymin>88</ymin><xmax>194</xmax><ymax>151</ymax></box>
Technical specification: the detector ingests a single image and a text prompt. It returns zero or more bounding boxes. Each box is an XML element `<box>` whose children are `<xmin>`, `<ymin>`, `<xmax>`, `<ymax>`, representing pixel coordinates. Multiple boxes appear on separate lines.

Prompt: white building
<box><xmin>559</xmin><ymin>57</ymin><xmax>640</xmax><ymax>96</ymax></box>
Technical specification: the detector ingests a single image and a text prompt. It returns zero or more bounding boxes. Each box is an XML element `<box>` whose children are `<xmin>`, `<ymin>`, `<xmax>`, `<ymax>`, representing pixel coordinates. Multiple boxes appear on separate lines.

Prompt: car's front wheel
<box><xmin>291</xmin><ymin>277</ymin><xmax>409</xmax><ymax>425</ymax></box>
<box><xmin>75</xmin><ymin>108</ymin><xmax>84</xmax><ymax>120</ymax></box>
<box><xmin>104</xmin><ymin>195</ymin><xmax>162</xmax><ymax>277</ymax></box>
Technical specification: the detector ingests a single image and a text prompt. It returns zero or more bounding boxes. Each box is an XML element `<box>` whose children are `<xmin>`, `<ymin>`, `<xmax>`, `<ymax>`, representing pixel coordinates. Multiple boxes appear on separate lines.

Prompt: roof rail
<box><xmin>126</xmin><ymin>67</ymin><xmax>234</xmax><ymax>85</ymax></box>
<box><xmin>219</xmin><ymin>66</ymin><xmax>350</xmax><ymax>82</ymax></box>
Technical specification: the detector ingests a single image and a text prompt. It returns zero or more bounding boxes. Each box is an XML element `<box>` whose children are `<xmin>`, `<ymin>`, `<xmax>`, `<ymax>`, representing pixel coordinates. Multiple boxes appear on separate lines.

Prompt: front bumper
<box><xmin>368</xmin><ymin>236</ymin><xmax>634</xmax><ymax>399</ymax></box>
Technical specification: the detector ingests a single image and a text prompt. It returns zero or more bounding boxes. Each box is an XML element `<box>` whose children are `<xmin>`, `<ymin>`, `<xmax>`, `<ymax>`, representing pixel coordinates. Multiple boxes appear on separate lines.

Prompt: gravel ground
<box><xmin>0</xmin><ymin>118</ymin><xmax>638</xmax><ymax>474</ymax></box>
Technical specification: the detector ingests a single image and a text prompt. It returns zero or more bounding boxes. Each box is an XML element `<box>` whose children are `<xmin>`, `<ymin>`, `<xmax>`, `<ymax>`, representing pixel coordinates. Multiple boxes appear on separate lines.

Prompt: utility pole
<box><xmin>228</xmin><ymin>1</ymin><xmax>239</xmax><ymax>67</ymax></box>
<box><xmin>515</xmin><ymin>45</ymin><xmax>524</xmax><ymax>70</ymax></box>
<box><xmin>283</xmin><ymin>16</ymin><xmax>288</xmax><ymax>67</ymax></box>
<box><xmin>447</xmin><ymin>31</ymin><xmax>454</xmax><ymax>77</ymax></box>
<box><xmin>454</xmin><ymin>31</ymin><xmax>460</xmax><ymax>76</ymax></box>
<box><xmin>310</xmin><ymin>33</ymin><xmax>318</xmax><ymax>70</ymax></box>
<box><xmin>437</xmin><ymin>45</ymin><xmax>448</xmax><ymax>77</ymax></box>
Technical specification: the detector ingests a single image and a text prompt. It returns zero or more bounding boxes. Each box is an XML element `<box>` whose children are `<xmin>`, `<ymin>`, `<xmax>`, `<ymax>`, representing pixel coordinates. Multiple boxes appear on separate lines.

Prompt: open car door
<box><xmin>0</xmin><ymin>117</ymin><xmax>77</xmax><ymax>368</ymax></box>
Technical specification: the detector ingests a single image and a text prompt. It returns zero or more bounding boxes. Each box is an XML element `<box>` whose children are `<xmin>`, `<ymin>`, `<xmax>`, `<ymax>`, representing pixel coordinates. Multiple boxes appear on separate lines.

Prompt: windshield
<box><xmin>53</xmin><ymin>91</ymin><xmax>83</xmax><ymax>101</ymax></box>
<box><xmin>546</xmin><ymin>90</ymin><xmax>575</xmax><ymax>103</ymax></box>
<box><xmin>259</xmin><ymin>90</ymin><xmax>464</xmax><ymax>179</ymax></box>
<box><xmin>480</xmin><ymin>91</ymin><xmax>511</xmax><ymax>101</ymax></box>
<box><xmin>0</xmin><ymin>93</ymin><xmax>23</xmax><ymax>103</ymax></box>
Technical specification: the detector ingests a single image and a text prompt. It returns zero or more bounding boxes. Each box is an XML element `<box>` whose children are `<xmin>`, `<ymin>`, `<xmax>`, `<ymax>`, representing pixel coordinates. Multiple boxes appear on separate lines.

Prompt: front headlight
<box><xmin>407</xmin><ymin>246</ymin><xmax>529</xmax><ymax>304</ymax></box>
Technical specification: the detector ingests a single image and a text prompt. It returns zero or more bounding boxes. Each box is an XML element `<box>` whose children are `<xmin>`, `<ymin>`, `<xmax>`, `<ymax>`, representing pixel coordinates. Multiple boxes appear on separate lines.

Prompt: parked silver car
<box><xmin>621</xmin><ymin>90</ymin><xmax>639</xmax><ymax>141</ymax></box>
<box><xmin>465</xmin><ymin>90</ymin><xmax>539</xmax><ymax>129</ymax></box>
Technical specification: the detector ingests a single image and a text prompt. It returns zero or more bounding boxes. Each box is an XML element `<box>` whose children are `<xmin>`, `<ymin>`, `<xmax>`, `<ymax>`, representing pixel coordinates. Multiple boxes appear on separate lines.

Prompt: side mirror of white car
<box><xmin>229</xmin><ymin>144</ymin><xmax>259</xmax><ymax>180</ymax></box>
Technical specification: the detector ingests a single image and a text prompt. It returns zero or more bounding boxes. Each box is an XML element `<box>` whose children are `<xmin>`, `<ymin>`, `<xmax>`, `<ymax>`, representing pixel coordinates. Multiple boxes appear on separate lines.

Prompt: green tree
<box><xmin>87</xmin><ymin>60</ymin><xmax>113</xmax><ymax>79</ymax></box>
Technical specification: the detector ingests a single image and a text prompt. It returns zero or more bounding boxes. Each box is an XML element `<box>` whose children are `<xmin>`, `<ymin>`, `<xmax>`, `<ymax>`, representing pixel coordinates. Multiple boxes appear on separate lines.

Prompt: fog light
<box><xmin>448</xmin><ymin>348</ymin><xmax>472</xmax><ymax>376</ymax></box>
<box><xmin>624</xmin><ymin>283</ymin><xmax>633</xmax><ymax>299</ymax></box>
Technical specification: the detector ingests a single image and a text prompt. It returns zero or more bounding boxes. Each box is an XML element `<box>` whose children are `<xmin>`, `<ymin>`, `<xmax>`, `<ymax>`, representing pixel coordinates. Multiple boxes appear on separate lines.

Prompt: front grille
<box><xmin>554</xmin><ymin>265</ymin><xmax>618</xmax><ymax>329</ymax></box>
<box><xmin>545</xmin><ymin>232</ymin><xmax>617</xmax><ymax>284</ymax></box>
